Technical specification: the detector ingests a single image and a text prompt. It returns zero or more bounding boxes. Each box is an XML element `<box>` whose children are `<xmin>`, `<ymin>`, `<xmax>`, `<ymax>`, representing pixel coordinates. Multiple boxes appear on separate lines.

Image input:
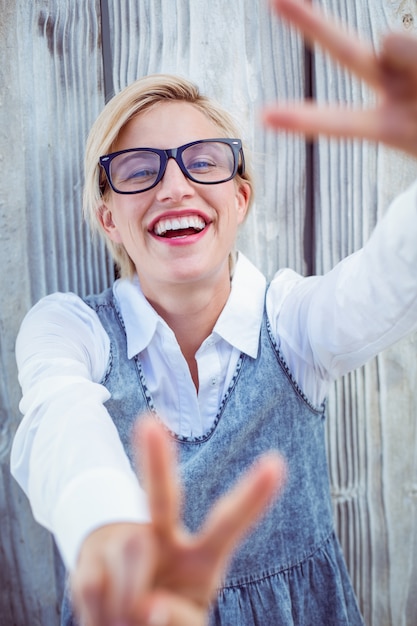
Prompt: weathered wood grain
<box><xmin>0</xmin><ymin>1</ymin><xmax>111</xmax><ymax>624</ymax></box>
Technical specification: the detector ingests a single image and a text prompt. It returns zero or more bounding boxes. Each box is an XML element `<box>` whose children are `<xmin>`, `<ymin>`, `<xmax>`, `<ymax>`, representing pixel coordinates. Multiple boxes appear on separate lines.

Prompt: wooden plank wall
<box><xmin>0</xmin><ymin>1</ymin><xmax>416</xmax><ymax>624</ymax></box>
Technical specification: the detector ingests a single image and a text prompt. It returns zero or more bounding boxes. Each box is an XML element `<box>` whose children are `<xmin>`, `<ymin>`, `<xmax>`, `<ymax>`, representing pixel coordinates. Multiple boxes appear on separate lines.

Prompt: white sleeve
<box><xmin>10</xmin><ymin>292</ymin><xmax>150</xmax><ymax>571</ymax></box>
<box><xmin>267</xmin><ymin>180</ymin><xmax>417</xmax><ymax>407</ymax></box>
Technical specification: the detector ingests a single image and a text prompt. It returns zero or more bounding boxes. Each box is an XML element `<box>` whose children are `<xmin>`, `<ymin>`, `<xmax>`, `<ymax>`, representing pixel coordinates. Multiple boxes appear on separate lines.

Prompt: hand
<box><xmin>264</xmin><ymin>0</ymin><xmax>417</xmax><ymax>158</ymax></box>
<box><xmin>71</xmin><ymin>417</ymin><xmax>286</xmax><ymax>626</ymax></box>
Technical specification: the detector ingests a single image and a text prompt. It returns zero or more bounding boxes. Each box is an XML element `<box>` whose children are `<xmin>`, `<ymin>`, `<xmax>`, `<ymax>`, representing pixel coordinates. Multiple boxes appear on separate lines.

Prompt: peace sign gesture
<box><xmin>71</xmin><ymin>418</ymin><xmax>286</xmax><ymax>626</ymax></box>
<box><xmin>264</xmin><ymin>0</ymin><xmax>417</xmax><ymax>158</ymax></box>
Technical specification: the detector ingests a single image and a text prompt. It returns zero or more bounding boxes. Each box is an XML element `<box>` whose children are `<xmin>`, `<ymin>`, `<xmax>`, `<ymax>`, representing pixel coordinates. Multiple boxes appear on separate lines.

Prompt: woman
<box><xmin>11</xmin><ymin>0</ymin><xmax>417</xmax><ymax>624</ymax></box>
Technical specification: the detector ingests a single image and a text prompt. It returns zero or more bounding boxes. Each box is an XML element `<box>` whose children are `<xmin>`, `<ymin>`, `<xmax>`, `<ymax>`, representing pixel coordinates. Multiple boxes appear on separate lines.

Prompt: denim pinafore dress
<box><xmin>62</xmin><ymin>288</ymin><xmax>364</xmax><ymax>626</ymax></box>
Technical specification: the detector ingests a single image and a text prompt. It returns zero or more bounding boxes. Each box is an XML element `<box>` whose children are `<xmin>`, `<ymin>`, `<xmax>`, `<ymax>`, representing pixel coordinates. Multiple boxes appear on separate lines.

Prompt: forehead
<box><xmin>115</xmin><ymin>101</ymin><xmax>224</xmax><ymax>151</ymax></box>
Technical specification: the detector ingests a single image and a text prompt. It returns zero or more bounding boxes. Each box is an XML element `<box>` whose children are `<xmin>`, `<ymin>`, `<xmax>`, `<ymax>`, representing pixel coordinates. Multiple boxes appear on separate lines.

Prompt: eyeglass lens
<box><xmin>109</xmin><ymin>141</ymin><xmax>235</xmax><ymax>193</ymax></box>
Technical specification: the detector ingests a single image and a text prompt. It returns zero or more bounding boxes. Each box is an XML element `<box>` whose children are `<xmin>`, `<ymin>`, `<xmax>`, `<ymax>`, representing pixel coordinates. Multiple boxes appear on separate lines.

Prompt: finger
<box><xmin>380</xmin><ymin>33</ymin><xmax>417</xmax><ymax>100</ymax></box>
<box><xmin>199</xmin><ymin>453</ymin><xmax>286</xmax><ymax>560</ymax></box>
<box><xmin>108</xmin><ymin>526</ymin><xmax>157</xmax><ymax>620</ymax></box>
<box><xmin>381</xmin><ymin>32</ymin><xmax>417</xmax><ymax>77</ymax></box>
<box><xmin>72</xmin><ymin>523</ymin><xmax>158</xmax><ymax>624</ymax></box>
<box><xmin>270</xmin><ymin>0</ymin><xmax>380</xmax><ymax>88</ymax></box>
<box><xmin>71</xmin><ymin>559</ymin><xmax>108</xmax><ymax>626</ymax></box>
<box><xmin>262</xmin><ymin>102</ymin><xmax>417</xmax><ymax>157</ymax></box>
<box><xmin>263</xmin><ymin>102</ymin><xmax>376</xmax><ymax>138</ymax></box>
<box><xmin>136</xmin><ymin>417</ymin><xmax>180</xmax><ymax>535</ymax></box>
<box><xmin>137</xmin><ymin>592</ymin><xmax>207</xmax><ymax>626</ymax></box>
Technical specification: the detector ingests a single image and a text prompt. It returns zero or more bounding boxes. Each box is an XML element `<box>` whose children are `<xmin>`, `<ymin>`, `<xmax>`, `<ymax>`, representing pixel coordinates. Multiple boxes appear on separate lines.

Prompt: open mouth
<box><xmin>153</xmin><ymin>215</ymin><xmax>207</xmax><ymax>239</ymax></box>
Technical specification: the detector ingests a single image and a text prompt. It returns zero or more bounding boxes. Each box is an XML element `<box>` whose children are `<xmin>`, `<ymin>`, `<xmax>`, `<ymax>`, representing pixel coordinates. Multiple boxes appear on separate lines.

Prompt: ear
<box><xmin>97</xmin><ymin>204</ymin><xmax>123</xmax><ymax>243</ymax></box>
<box><xmin>235</xmin><ymin>181</ymin><xmax>251</xmax><ymax>225</ymax></box>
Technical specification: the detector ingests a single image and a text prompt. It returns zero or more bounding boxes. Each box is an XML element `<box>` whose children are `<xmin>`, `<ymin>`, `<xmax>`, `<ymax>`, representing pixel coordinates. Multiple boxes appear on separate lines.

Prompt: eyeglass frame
<box><xmin>98</xmin><ymin>138</ymin><xmax>245</xmax><ymax>195</ymax></box>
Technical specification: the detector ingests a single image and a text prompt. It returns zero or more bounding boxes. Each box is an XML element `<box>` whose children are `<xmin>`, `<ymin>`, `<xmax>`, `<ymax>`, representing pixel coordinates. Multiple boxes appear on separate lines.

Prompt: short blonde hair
<box><xmin>83</xmin><ymin>74</ymin><xmax>254</xmax><ymax>278</ymax></box>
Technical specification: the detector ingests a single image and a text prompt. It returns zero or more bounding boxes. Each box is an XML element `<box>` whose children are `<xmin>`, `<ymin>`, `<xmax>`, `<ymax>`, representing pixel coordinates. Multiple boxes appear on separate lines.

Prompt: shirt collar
<box><xmin>113</xmin><ymin>251</ymin><xmax>266</xmax><ymax>360</ymax></box>
<box><xmin>113</xmin><ymin>276</ymin><xmax>160</xmax><ymax>359</ymax></box>
<box><xmin>213</xmin><ymin>252</ymin><xmax>266</xmax><ymax>358</ymax></box>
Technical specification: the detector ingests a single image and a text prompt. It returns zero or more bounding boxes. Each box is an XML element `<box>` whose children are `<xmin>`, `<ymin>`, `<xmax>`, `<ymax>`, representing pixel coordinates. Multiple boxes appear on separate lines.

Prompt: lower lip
<box><xmin>150</xmin><ymin>225</ymin><xmax>209</xmax><ymax>246</ymax></box>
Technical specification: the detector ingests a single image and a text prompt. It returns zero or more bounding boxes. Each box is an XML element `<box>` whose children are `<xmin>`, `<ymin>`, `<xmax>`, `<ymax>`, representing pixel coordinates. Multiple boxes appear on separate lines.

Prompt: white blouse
<box><xmin>11</xmin><ymin>180</ymin><xmax>417</xmax><ymax>571</ymax></box>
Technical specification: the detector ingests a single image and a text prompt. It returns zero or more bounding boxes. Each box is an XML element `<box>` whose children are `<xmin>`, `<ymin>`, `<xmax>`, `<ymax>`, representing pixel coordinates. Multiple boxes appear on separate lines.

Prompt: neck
<box><xmin>151</xmin><ymin>279</ymin><xmax>229</xmax><ymax>343</ymax></box>
<box><xmin>140</xmin><ymin>271</ymin><xmax>231</xmax><ymax>390</ymax></box>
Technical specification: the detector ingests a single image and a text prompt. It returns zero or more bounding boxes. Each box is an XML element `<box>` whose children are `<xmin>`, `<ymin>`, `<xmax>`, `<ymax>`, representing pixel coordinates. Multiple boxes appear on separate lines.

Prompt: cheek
<box><xmin>108</xmin><ymin>197</ymin><xmax>149</xmax><ymax>240</ymax></box>
<box><xmin>214</xmin><ymin>186</ymin><xmax>245</xmax><ymax>220</ymax></box>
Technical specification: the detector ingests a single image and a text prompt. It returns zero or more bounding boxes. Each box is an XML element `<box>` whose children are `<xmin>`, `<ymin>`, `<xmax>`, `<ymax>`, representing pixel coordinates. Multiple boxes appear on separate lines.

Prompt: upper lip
<box><xmin>149</xmin><ymin>209</ymin><xmax>211</xmax><ymax>236</ymax></box>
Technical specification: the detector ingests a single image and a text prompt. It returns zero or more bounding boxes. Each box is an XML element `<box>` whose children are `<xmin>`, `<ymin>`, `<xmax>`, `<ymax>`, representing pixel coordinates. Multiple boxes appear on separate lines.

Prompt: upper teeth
<box><xmin>154</xmin><ymin>215</ymin><xmax>206</xmax><ymax>236</ymax></box>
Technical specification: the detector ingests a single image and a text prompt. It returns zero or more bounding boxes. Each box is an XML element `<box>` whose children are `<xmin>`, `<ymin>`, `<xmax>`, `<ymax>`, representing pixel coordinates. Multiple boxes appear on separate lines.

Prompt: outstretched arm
<box><xmin>264</xmin><ymin>0</ymin><xmax>417</xmax><ymax>158</ymax></box>
<box><xmin>71</xmin><ymin>418</ymin><xmax>286</xmax><ymax>626</ymax></box>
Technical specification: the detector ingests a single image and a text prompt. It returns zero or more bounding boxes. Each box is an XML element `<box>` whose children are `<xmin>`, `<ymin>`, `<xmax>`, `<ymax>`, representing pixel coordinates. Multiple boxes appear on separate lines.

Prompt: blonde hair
<box><xmin>83</xmin><ymin>74</ymin><xmax>254</xmax><ymax>278</ymax></box>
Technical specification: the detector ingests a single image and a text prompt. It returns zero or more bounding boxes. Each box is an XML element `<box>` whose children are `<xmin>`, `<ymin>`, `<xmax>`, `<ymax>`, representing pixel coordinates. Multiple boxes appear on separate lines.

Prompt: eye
<box><xmin>182</xmin><ymin>142</ymin><xmax>234</xmax><ymax>179</ymax></box>
<box><xmin>122</xmin><ymin>166</ymin><xmax>158</xmax><ymax>182</ymax></box>
<box><xmin>110</xmin><ymin>151</ymin><xmax>160</xmax><ymax>189</ymax></box>
<box><xmin>186</xmin><ymin>155</ymin><xmax>216</xmax><ymax>173</ymax></box>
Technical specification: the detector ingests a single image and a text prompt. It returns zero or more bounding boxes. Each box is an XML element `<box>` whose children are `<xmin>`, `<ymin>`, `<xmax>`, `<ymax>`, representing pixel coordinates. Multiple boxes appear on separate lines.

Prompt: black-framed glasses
<box><xmin>99</xmin><ymin>138</ymin><xmax>245</xmax><ymax>194</ymax></box>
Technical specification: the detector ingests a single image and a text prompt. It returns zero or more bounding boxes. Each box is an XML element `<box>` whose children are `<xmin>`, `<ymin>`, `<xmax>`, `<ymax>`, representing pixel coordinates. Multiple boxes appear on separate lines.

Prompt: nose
<box><xmin>155</xmin><ymin>156</ymin><xmax>195</xmax><ymax>202</ymax></box>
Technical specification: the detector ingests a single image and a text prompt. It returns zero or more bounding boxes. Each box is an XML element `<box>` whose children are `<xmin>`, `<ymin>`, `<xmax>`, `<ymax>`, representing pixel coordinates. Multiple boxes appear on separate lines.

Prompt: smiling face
<box><xmin>99</xmin><ymin>101</ymin><xmax>250</xmax><ymax>300</ymax></box>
